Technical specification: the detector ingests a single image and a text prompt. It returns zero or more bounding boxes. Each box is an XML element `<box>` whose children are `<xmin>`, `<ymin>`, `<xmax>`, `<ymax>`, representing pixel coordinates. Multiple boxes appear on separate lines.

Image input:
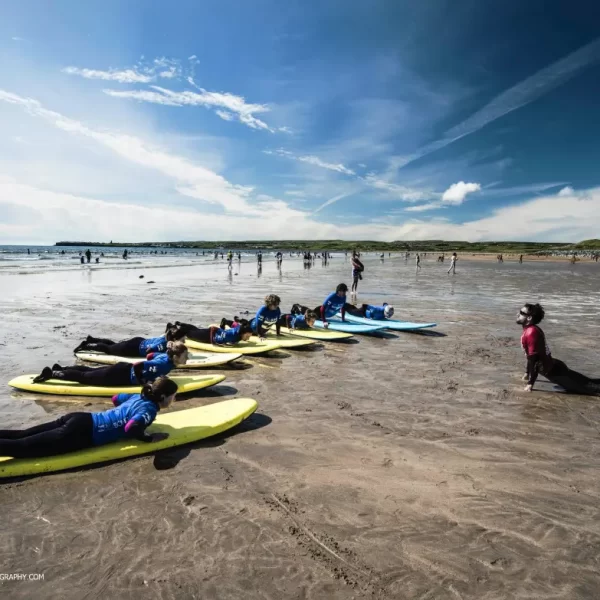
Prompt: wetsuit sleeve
<box><xmin>255</xmin><ymin>307</ymin><xmax>267</xmax><ymax>336</ymax></box>
<box><xmin>320</xmin><ymin>304</ymin><xmax>326</xmax><ymax>323</ymax></box>
<box><xmin>146</xmin><ymin>352</ymin><xmax>156</xmax><ymax>360</ymax></box>
<box><xmin>276</xmin><ymin>308</ymin><xmax>281</xmax><ymax>335</ymax></box>
<box><xmin>526</xmin><ymin>355</ymin><xmax>539</xmax><ymax>387</ymax></box>
<box><xmin>112</xmin><ymin>393</ymin><xmax>131</xmax><ymax>406</ymax></box>
<box><xmin>124</xmin><ymin>411</ymin><xmax>156</xmax><ymax>442</ymax></box>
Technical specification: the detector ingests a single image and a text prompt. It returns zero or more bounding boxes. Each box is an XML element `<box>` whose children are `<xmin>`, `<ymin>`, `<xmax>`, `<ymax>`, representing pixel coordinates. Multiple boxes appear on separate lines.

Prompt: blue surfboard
<box><xmin>314</xmin><ymin>319</ymin><xmax>387</xmax><ymax>334</ymax></box>
<box><xmin>339</xmin><ymin>313</ymin><xmax>437</xmax><ymax>331</ymax></box>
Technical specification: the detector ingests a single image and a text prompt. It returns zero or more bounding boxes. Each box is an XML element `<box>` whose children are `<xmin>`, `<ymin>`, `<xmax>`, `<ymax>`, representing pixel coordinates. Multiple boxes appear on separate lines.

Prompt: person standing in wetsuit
<box><xmin>517</xmin><ymin>303</ymin><xmax>600</xmax><ymax>395</ymax></box>
<box><xmin>351</xmin><ymin>252</ymin><xmax>364</xmax><ymax>295</ymax></box>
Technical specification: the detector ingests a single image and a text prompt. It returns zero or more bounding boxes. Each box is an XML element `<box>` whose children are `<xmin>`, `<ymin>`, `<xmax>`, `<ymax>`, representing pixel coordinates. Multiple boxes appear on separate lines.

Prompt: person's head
<box><xmin>383</xmin><ymin>304</ymin><xmax>394</xmax><ymax>319</ymax></box>
<box><xmin>452</xmin><ymin>252</ymin><xmax>457</xmax><ymax>257</ymax></box>
<box><xmin>336</xmin><ymin>283</ymin><xmax>348</xmax><ymax>297</ymax></box>
<box><xmin>517</xmin><ymin>303</ymin><xmax>545</xmax><ymax>326</ymax></box>
<box><xmin>305</xmin><ymin>310</ymin><xmax>318</xmax><ymax>328</ymax></box>
<box><xmin>265</xmin><ymin>294</ymin><xmax>281</xmax><ymax>310</ymax></box>
<box><xmin>166</xmin><ymin>341</ymin><xmax>189</xmax><ymax>366</ymax></box>
<box><xmin>142</xmin><ymin>376</ymin><xmax>178</xmax><ymax>408</ymax></box>
<box><xmin>165</xmin><ymin>323</ymin><xmax>187</xmax><ymax>342</ymax></box>
<box><xmin>238</xmin><ymin>322</ymin><xmax>253</xmax><ymax>341</ymax></box>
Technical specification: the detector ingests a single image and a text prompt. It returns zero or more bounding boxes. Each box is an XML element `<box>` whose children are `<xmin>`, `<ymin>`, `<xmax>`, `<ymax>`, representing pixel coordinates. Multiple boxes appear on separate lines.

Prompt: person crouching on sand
<box><xmin>517</xmin><ymin>303</ymin><xmax>600</xmax><ymax>395</ymax></box>
<box><xmin>0</xmin><ymin>377</ymin><xmax>177</xmax><ymax>458</ymax></box>
<box><xmin>33</xmin><ymin>343</ymin><xmax>188</xmax><ymax>386</ymax></box>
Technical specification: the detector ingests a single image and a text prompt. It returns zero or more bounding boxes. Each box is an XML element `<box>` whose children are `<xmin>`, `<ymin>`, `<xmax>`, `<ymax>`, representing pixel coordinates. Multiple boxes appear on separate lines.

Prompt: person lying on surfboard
<box><xmin>73</xmin><ymin>323</ymin><xmax>187</xmax><ymax>357</ymax></box>
<box><xmin>221</xmin><ymin>294</ymin><xmax>282</xmax><ymax>340</ymax></box>
<box><xmin>278</xmin><ymin>310</ymin><xmax>318</xmax><ymax>330</ymax></box>
<box><xmin>174</xmin><ymin>321</ymin><xmax>254</xmax><ymax>345</ymax></box>
<box><xmin>346</xmin><ymin>303</ymin><xmax>395</xmax><ymax>320</ymax></box>
<box><xmin>0</xmin><ymin>377</ymin><xmax>177</xmax><ymax>458</ymax></box>
<box><xmin>291</xmin><ymin>283</ymin><xmax>354</xmax><ymax>328</ymax></box>
<box><xmin>517</xmin><ymin>303</ymin><xmax>600</xmax><ymax>395</ymax></box>
<box><xmin>33</xmin><ymin>343</ymin><xmax>188</xmax><ymax>386</ymax></box>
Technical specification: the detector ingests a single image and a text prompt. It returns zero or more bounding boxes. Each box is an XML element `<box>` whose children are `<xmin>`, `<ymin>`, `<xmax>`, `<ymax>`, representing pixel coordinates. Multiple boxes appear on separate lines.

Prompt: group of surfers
<box><xmin>2</xmin><ymin>287</ymin><xmax>598</xmax><ymax>461</ymax></box>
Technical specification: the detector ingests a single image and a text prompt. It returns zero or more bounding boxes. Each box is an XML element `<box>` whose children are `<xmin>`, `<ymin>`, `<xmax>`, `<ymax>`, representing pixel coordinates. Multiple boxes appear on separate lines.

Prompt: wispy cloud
<box><xmin>63</xmin><ymin>66</ymin><xmax>154</xmax><ymax>84</ymax></box>
<box><xmin>314</xmin><ymin>191</ymin><xmax>357</xmax><ymax>213</ymax></box>
<box><xmin>11</xmin><ymin>36</ymin><xmax>27</xmax><ymax>42</ymax></box>
<box><xmin>396</xmin><ymin>36</ymin><xmax>600</xmax><ymax>169</ymax></box>
<box><xmin>442</xmin><ymin>181</ymin><xmax>481</xmax><ymax>205</ymax></box>
<box><xmin>0</xmin><ymin>89</ymin><xmax>258</xmax><ymax>213</ymax></box>
<box><xmin>404</xmin><ymin>202</ymin><xmax>444</xmax><ymax>212</ymax></box>
<box><xmin>105</xmin><ymin>80</ymin><xmax>278</xmax><ymax>132</ymax></box>
<box><xmin>266</xmin><ymin>148</ymin><xmax>355</xmax><ymax>175</ymax></box>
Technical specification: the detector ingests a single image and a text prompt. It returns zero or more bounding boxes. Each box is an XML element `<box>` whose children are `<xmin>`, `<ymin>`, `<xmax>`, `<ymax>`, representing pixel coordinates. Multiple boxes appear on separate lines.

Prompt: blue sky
<box><xmin>1</xmin><ymin>0</ymin><xmax>599</xmax><ymax>243</ymax></box>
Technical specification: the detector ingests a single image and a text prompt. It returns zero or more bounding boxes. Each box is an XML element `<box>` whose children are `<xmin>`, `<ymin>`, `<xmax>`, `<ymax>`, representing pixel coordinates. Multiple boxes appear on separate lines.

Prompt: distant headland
<box><xmin>54</xmin><ymin>239</ymin><xmax>600</xmax><ymax>253</ymax></box>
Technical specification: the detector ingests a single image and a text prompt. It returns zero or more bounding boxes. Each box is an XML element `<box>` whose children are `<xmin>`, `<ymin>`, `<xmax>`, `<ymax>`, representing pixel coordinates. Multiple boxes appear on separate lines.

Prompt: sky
<box><xmin>1</xmin><ymin>0</ymin><xmax>600</xmax><ymax>244</ymax></box>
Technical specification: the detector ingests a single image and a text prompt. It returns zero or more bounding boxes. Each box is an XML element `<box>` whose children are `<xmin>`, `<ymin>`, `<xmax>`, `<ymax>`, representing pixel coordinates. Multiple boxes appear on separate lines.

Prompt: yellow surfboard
<box><xmin>8</xmin><ymin>374</ymin><xmax>225</xmax><ymax>397</ymax></box>
<box><xmin>0</xmin><ymin>398</ymin><xmax>258</xmax><ymax>478</ymax></box>
<box><xmin>278</xmin><ymin>326</ymin><xmax>353</xmax><ymax>341</ymax></box>
<box><xmin>186</xmin><ymin>338</ymin><xmax>280</xmax><ymax>355</ymax></box>
<box><xmin>75</xmin><ymin>351</ymin><xmax>242</xmax><ymax>369</ymax></box>
<box><xmin>208</xmin><ymin>324</ymin><xmax>314</xmax><ymax>349</ymax></box>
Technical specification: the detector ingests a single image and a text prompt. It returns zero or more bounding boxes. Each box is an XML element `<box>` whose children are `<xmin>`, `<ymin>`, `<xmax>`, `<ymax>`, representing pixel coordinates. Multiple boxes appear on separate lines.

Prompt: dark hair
<box><xmin>336</xmin><ymin>283</ymin><xmax>348</xmax><ymax>293</ymax></box>
<box><xmin>524</xmin><ymin>303</ymin><xmax>545</xmax><ymax>325</ymax></box>
<box><xmin>239</xmin><ymin>323</ymin><xmax>253</xmax><ymax>335</ymax></box>
<box><xmin>142</xmin><ymin>376</ymin><xmax>178</xmax><ymax>403</ymax></box>
<box><xmin>305</xmin><ymin>310</ymin><xmax>318</xmax><ymax>321</ymax></box>
<box><xmin>166</xmin><ymin>341</ymin><xmax>188</xmax><ymax>358</ymax></box>
<box><xmin>165</xmin><ymin>325</ymin><xmax>187</xmax><ymax>341</ymax></box>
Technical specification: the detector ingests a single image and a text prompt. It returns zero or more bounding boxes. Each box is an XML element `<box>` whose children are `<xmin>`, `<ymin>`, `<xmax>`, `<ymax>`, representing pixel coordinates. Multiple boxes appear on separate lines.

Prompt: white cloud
<box><xmin>11</xmin><ymin>36</ymin><xmax>26</xmax><ymax>42</ymax></box>
<box><xmin>296</xmin><ymin>155</ymin><xmax>355</xmax><ymax>176</ymax></box>
<box><xmin>2</xmin><ymin>177</ymin><xmax>598</xmax><ymax>244</ymax></box>
<box><xmin>0</xmin><ymin>89</ymin><xmax>258</xmax><ymax>213</ymax></box>
<box><xmin>215</xmin><ymin>110</ymin><xmax>235</xmax><ymax>121</ymax></box>
<box><xmin>442</xmin><ymin>181</ymin><xmax>481</xmax><ymax>205</ymax></box>
<box><xmin>558</xmin><ymin>186</ymin><xmax>574</xmax><ymax>196</ymax></box>
<box><xmin>361</xmin><ymin>173</ymin><xmax>433</xmax><ymax>201</ymax></box>
<box><xmin>63</xmin><ymin>66</ymin><xmax>154</xmax><ymax>84</ymax></box>
<box><xmin>105</xmin><ymin>82</ymin><xmax>275</xmax><ymax>132</ymax></box>
<box><xmin>314</xmin><ymin>192</ymin><xmax>357</xmax><ymax>213</ymax></box>
<box><xmin>396</xmin><ymin>36</ymin><xmax>600</xmax><ymax>169</ymax></box>
<box><xmin>404</xmin><ymin>202</ymin><xmax>443</xmax><ymax>212</ymax></box>
<box><xmin>284</xmin><ymin>190</ymin><xmax>306</xmax><ymax>197</ymax></box>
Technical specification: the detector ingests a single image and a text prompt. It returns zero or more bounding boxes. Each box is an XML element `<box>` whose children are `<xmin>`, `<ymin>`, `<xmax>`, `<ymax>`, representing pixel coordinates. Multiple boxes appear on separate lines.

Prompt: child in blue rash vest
<box><xmin>277</xmin><ymin>310</ymin><xmax>317</xmax><ymax>330</ymax></box>
<box><xmin>0</xmin><ymin>377</ymin><xmax>177</xmax><ymax>459</ymax></box>
<box><xmin>250</xmin><ymin>294</ymin><xmax>282</xmax><ymax>338</ymax></box>
<box><xmin>33</xmin><ymin>343</ymin><xmax>189</xmax><ymax>386</ymax></box>
<box><xmin>347</xmin><ymin>303</ymin><xmax>395</xmax><ymax>320</ymax></box>
<box><xmin>73</xmin><ymin>324</ymin><xmax>186</xmax><ymax>357</ymax></box>
<box><xmin>174</xmin><ymin>321</ymin><xmax>254</xmax><ymax>345</ymax></box>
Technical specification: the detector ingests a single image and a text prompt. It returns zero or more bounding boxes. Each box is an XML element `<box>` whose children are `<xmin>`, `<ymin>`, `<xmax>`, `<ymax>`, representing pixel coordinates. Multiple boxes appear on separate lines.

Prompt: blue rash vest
<box><xmin>251</xmin><ymin>306</ymin><xmax>281</xmax><ymax>334</ymax></box>
<box><xmin>322</xmin><ymin>292</ymin><xmax>346</xmax><ymax>319</ymax></box>
<box><xmin>91</xmin><ymin>394</ymin><xmax>158</xmax><ymax>445</ymax></box>
<box><xmin>213</xmin><ymin>326</ymin><xmax>242</xmax><ymax>345</ymax></box>
<box><xmin>365</xmin><ymin>305</ymin><xmax>387</xmax><ymax>320</ymax></box>
<box><xmin>139</xmin><ymin>335</ymin><xmax>168</xmax><ymax>355</ymax></box>
<box><xmin>287</xmin><ymin>314</ymin><xmax>311</xmax><ymax>330</ymax></box>
<box><xmin>130</xmin><ymin>353</ymin><xmax>174</xmax><ymax>384</ymax></box>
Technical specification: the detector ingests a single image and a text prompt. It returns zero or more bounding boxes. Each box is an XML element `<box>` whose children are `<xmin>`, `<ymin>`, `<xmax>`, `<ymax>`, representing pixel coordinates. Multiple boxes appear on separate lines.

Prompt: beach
<box><xmin>1</xmin><ymin>252</ymin><xmax>600</xmax><ymax>599</ymax></box>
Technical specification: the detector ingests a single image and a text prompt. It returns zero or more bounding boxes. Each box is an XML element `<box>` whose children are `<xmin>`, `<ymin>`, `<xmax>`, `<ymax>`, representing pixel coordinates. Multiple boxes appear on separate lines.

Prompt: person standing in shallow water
<box><xmin>447</xmin><ymin>252</ymin><xmax>457</xmax><ymax>275</ymax></box>
<box><xmin>415</xmin><ymin>253</ymin><xmax>421</xmax><ymax>272</ymax></box>
<box><xmin>517</xmin><ymin>303</ymin><xmax>600</xmax><ymax>395</ymax></box>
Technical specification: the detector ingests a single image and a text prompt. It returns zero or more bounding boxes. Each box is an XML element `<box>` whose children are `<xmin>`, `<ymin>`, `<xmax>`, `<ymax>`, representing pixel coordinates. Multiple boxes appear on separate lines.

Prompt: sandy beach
<box><xmin>1</xmin><ymin>253</ymin><xmax>600</xmax><ymax>599</ymax></box>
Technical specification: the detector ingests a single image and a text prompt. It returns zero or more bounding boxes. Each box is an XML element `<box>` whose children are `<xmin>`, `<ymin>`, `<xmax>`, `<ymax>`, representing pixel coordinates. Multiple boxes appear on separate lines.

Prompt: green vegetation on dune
<box><xmin>55</xmin><ymin>239</ymin><xmax>600</xmax><ymax>253</ymax></box>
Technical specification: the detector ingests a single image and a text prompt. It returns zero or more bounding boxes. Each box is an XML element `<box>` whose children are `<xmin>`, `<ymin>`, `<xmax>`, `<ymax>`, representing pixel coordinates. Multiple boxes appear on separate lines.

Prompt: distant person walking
<box><xmin>85</xmin><ymin>249</ymin><xmax>92</xmax><ymax>263</ymax></box>
<box><xmin>257</xmin><ymin>250</ymin><xmax>263</xmax><ymax>265</ymax></box>
<box><xmin>351</xmin><ymin>251</ymin><xmax>364</xmax><ymax>296</ymax></box>
<box><xmin>415</xmin><ymin>253</ymin><xmax>421</xmax><ymax>272</ymax></box>
<box><xmin>123</xmin><ymin>249</ymin><xmax>128</xmax><ymax>260</ymax></box>
<box><xmin>447</xmin><ymin>252</ymin><xmax>457</xmax><ymax>274</ymax></box>
<box><xmin>519</xmin><ymin>254</ymin><xmax>523</xmax><ymax>264</ymax></box>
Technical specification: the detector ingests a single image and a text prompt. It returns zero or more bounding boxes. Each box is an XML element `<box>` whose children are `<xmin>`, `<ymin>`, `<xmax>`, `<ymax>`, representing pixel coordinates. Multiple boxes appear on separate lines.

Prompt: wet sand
<box><xmin>1</xmin><ymin>256</ymin><xmax>599</xmax><ymax>599</ymax></box>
